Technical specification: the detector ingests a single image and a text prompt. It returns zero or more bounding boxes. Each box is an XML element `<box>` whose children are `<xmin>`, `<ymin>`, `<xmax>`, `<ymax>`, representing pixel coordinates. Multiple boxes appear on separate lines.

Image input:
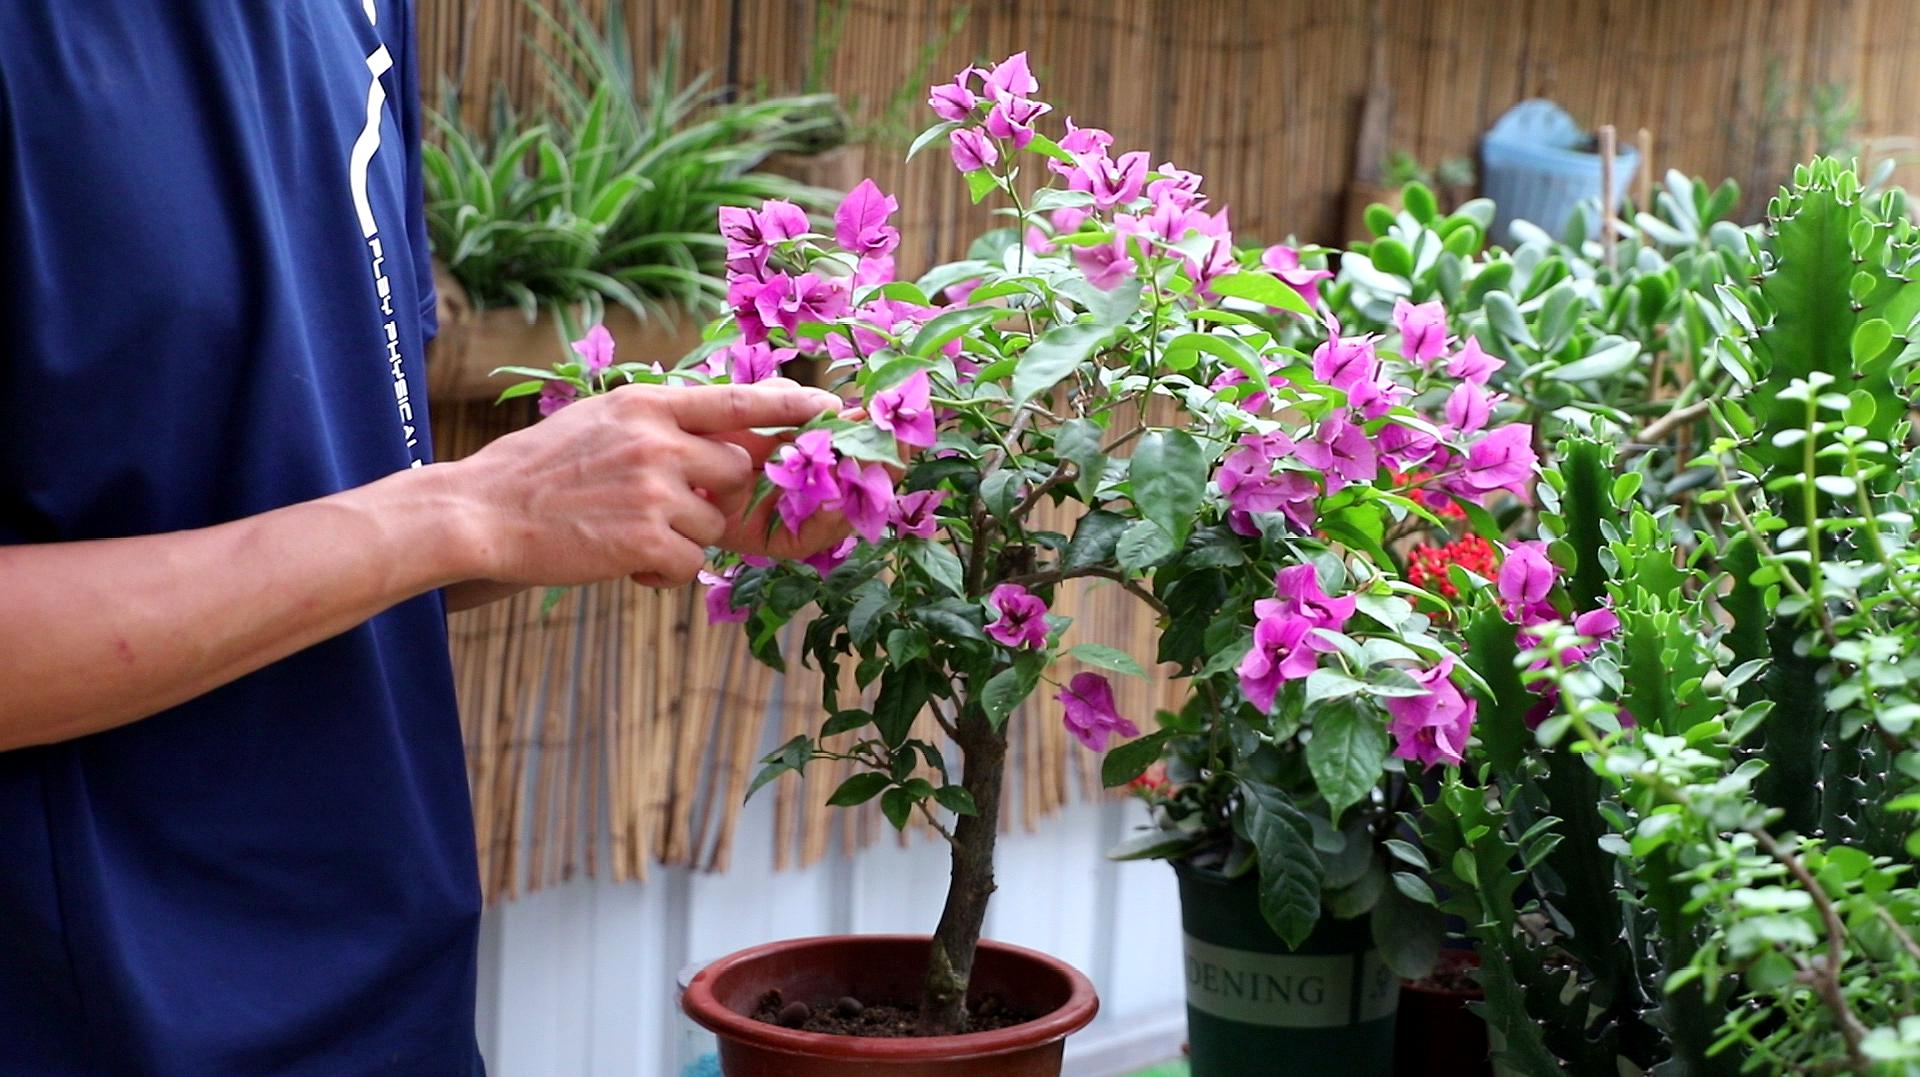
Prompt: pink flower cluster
<box><xmin>1215</xmin><ymin>310</ymin><xmax>1536</xmax><ymax>536</ymax></box>
<box><xmin>935</xmin><ymin>53</ymin><xmax>1241</xmax><ymax>297</ymax></box>
<box><xmin>1231</xmin><ymin>563</ymin><xmax>1479</xmax><ymax>769</ymax></box>
<box><xmin>1496</xmin><ymin>541</ymin><xmax>1624</xmax><ymax>729</ymax></box>
<box><xmin>1236</xmin><ymin>565</ymin><xmax>1357</xmax><ymax>714</ymax></box>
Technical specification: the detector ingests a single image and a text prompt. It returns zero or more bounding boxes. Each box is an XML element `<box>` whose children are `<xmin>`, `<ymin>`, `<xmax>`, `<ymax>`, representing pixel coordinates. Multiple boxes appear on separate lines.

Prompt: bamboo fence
<box><xmin>420</xmin><ymin>0</ymin><xmax>1920</xmax><ymax>902</ymax></box>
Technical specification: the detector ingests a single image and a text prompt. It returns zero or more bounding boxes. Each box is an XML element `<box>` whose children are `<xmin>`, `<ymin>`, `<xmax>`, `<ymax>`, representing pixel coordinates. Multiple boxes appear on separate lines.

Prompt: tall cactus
<box><xmin>1431</xmin><ymin>159</ymin><xmax>1918</xmax><ymax>1075</ymax></box>
<box><xmin>1731</xmin><ymin>158</ymin><xmax>1915</xmax><ymax>836</ymax></box>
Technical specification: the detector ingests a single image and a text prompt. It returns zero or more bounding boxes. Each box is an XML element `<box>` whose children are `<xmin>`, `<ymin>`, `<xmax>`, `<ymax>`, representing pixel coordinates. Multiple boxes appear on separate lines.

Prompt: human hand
<box><xmin>450</xmin><ymin>381</ymin><xmax>841</xmax><ymax>588</ymax></box>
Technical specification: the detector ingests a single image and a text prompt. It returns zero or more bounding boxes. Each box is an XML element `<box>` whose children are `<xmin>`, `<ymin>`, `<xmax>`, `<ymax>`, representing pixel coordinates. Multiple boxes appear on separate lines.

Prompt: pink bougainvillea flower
<box><xmin>1311</xmin><ymin>333</ymin><xmax>1379</xmax><ymax>394</ymax></box>
<box><xmin>1446</xmin><ymin>336</ymin><xmax>1504</xmax><ymax>385</ymax></box>
<box><xmin>1146</xmin><ymin>162</ymin><xmax>1205</xmax><ymax>209</ymax></box>
<box><xmin>1209</xmin><ymin>366</ymin><xmax>1277</xmax><ymax>413</ymax></box>
<box><xmin>1073</xmin><ymin>233</ymin><xmax>1136</xmax><ymax>291</ymax></box>
<box><xmin>984</xmin><ymin>94</ymin><xmax>1051</xmax><ymax>148</ymax></box>
<box><xmin>1444</xmin><ymin>381</ymin><xmax>1494</xmax><ymax>434</ymax></box>
<box><xmin>571</xmin><ymin>324</ymin><xmax>615</xmax><ymax>375</ymax></box>
<box><xmin>1257</xmin><ymin>564</ymin><xmax>1357</xmax><ymax>633</ymax></box>
<box><xmin>1181</xmin><ymin>208</ymin><xmax>1238</xmax><ymax>295</ymax></box>
<box><xmin>834</xmin><ymin>456</ymin><xmax>897</xmax><ymax>544</ymax></box>
<box><xmin>944</xmin><ymin>278</ymin><xmax>982</xmax><ymax>305</ymax></box>
<box><xmin>1346</xmin><ymin>368</ymin><xmax>1409</xmax><ymax>421</ymax></box>
<box><xmin>1218</xmin><ymin>433</ymin><xmax>1316</xmax><ymax>535</ymax></box>
<box><xmin>1450</xmin><ymin>423</ymin><xmax>1537</xmax><ymax>503</ymax></box>
<box><xmin>802</xmin><ymin>536</ymin><xmax>859</xmax><ymax>578</ymax></box>
<box><xmin>889</xmin><ymin>489</ymin><xmax>946</xmax><ymax>540</ymax></box>
<box><xmin>717</xmin><ymin>340</ymin><xmax>795</xmax><ymax>384</ymax></box>
<box><xmin>1260</xmin><ymin>245</ymin><xmax>1334</xmax><ymax>309</ymax></box>
<box><xmin>1024</xmin><ymin>225</ymin><xmax>1057</xmax><ymax>255</ymax></box>
<box><xmin>1376</xmin><ymin>421</ymin><xmax>1445</xmax><ymax>474</ymax></box>
<box><xmin>986</xmin><ymin>583</ymin><xmax>1052</xmax><ymax>650</ymax></box>
<box><xmin>950</xmin><ymin>127</ymin><xmax>998</xmax><ymax>173</ymax></box>
<box><xmin>698</xmin><ymin>567</ymin><xmax>748</xmax><ymax>624</ymax></box>
<box><xmin>718</xmin><ymin>200</ymin><xmax>809</xmax><ymax>267</ymax></box>
<box><xmin>753</xmin><ymin>272</ymin><xmax>849</xmax><ymax>337</ymax></box>
<box><xmin>537</xmin><ymin>380</ymin><xmax>577</xmax><ymax>417</ymax></box>
<box><xmin>835</xmin><ymin>179</ymin><xmax>901</xmax><ymax>261</ymax></box>
<box><xmin>927</xmin><ymin>69</ymin><xmax>978</xmax><ymax>121</ymax></box>
<box><xmin>1293</xmin><ymin>416</ymin><xmax>1379</xmax><ymax>495</ymax></box>
<box><xmin>1052</xmin><ymin>119</ymin><xmax>1114</xmax><ymax>177</ymax></box>
<box><xmin>1498</xmin><ymin>540</ymin><xmax>1559</xmax><ymax>624</ymax></box>
<box><xmin>1237</xmin><ymin>613</ymin><xmax>1320</xmax><ymax>714</ymax></box>
<box><xmin>854</xmin><ymin>253</ymin><xmax>895</xmax><ymax>288</ymax></box>
<box><xmin>766</xmin><ymin>429</ymin><xmax>841</xmax><ymax>533</ymax></box>
<box><xmin>1573</xmin><ymin>605</ymin><xmax>1621</xmax><ymax>641</ymax></box>
<box><xmin>870</xmin><ymin>369</ymin><xmax>936</xmax><ymax>449</ymax></box>
<box><xmin>1075</xmin><ymin>150</ymin><xmax>1149</xmax><ymax>210</ymax></box>
<box><xmin>981</xmin><ymin>51</ymin><xmax>1039</xmax><ymax>100</ymax></box>
<box><xmin>1393</xmin><ymin>298</ymin><xmax>1450</xmax><ymax>366</ymax></box>
<box><xmin>1058</xmin><ymin>672</ymin><xmax>1140</xmax><ymax>752</ymax></box>
<box><xmin>1386</xmin><ymin>657</ymin><xmax>1477</xmax><ymax>767</ymax></box>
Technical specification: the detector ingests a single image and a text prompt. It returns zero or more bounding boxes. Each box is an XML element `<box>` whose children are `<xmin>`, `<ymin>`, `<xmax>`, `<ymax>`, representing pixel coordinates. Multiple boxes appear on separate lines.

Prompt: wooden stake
<box><xmin>1599</xmin><ymin>124</ymin><xmax>1618</xmax><ymax>275</ymax></box>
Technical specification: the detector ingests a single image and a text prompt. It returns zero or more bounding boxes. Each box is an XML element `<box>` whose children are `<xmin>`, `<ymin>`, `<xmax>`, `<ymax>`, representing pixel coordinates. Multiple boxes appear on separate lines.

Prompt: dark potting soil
<box><xmin>750</xmin><ymin>990</ymin><xmax>1036</xmax><ymax>1037</ymax></box>
<box><xmin>1408</xmin><ymin>960</ymin><xmax>1481</xmax><ymax>995</ymax></box>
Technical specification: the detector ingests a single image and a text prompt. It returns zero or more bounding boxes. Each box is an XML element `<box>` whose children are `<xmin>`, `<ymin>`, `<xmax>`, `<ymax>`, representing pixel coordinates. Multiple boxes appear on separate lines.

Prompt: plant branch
<box><xmin>1751</xmin><ymin>828</ymin><xmax>1872</xmax><ymax>1072</ymax></box>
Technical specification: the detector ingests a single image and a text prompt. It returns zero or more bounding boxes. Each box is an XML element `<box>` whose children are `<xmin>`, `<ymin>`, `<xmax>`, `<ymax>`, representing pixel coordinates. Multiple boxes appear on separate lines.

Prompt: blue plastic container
<box><xmin>1480</xmin><ymin>99</ymin><xmax>1638</xmax><ymax>245</ymax></box>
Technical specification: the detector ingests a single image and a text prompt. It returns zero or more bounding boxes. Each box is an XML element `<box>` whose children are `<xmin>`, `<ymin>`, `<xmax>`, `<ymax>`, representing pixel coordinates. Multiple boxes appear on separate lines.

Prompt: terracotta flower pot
<box><xmin>1394</xmin><ymin>949</ymin><xmax>1489</xmax><ymax>1076</ymax></box>
<box><xmin>682</xmin><ymin>934</ymin><xmax>1099</xmax><ymax>1077</ymax></box>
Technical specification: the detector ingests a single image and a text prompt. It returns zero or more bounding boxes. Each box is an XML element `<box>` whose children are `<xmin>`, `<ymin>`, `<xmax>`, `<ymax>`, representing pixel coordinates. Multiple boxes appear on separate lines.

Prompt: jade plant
<box><xmin>505</xmin><ymin>51</ymin><xmax>1550</xmax><ymax>1033</ymax></box>
<box><xmin>1422</xmin><ymin>159</ymin><xmax>1920</xmax><ymax>1073</ymax></box>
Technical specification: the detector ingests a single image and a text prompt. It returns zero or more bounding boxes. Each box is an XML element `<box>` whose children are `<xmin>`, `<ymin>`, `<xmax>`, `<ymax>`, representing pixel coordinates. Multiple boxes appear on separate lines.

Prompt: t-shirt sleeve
<box><xmin>396</xmin><ymin>0</ymin><xmax>438</xmax><ymax>343</ymax></box>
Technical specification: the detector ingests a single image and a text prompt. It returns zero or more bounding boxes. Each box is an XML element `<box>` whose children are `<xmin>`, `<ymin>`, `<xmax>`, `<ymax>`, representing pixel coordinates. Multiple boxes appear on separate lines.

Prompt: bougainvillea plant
<box><xmin>503</xmin><ymin>52</ymin><xmax>1540</xmax><ymax>1033</ymax></box>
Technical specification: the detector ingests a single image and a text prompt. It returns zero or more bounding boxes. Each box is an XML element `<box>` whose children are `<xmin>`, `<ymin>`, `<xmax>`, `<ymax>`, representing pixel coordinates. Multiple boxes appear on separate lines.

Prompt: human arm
<box><xmin>0</xmin><ymin>381</ymin><xmax>840</xmax><ymax>750</ymax></box>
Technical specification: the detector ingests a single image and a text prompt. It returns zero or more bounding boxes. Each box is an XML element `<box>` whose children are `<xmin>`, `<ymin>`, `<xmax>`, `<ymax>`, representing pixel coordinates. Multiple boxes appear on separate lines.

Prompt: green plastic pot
<box><xmin>1174</xmin><ymin>862</ymin><xmax>1397</xmax><ymax>1077</ymax></box>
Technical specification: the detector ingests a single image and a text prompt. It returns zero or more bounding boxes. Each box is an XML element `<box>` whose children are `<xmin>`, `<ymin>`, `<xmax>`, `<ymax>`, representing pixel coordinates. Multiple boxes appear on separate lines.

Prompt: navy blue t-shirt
<box><xmin>0</xmin><ymin>3</ymin><xmax>483</xmax><ymax>1073</ymax></box>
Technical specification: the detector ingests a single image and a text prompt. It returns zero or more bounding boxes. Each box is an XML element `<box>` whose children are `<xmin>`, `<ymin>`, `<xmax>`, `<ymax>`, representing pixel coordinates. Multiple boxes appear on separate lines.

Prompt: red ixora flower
<box><xmin>1406</xmin><ymin>534</ymin><xmax>1501</xmax><ymax>599</ymax></box>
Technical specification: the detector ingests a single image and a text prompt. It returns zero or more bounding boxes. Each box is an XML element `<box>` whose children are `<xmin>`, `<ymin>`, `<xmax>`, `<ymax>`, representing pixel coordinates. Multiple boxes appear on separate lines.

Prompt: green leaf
<box><xmin>1013</xmin><ymin>322</ymin><xmax>1107</xmax><ymax>403</ymax></box>
<box><xmin>904</xmin><ymin>539</ymin><xmax>966</xmax><ymax>597</ymax></box>
<box><xmin>906</xmin><ymin>120</ymin><xmax>960</xmax><ymax>161</ymax></box>
<box><xmin>1069</xmin><ymin>643</ymin><xmax>1147</xmax><ymax>678</ymax></box>
<box><xmin>827</xmin><ymin>772</ymin><xmax>892</xmax><ymax>807</ymax></box>
<box><xmin>1547</xmin><ymin>339</ymin><xmax>1642</xmax><ymax>382</ymax></box>
<box><xmin>1116</xmin><ymin>520</ymin><xmax>1176</xmax><ymax>571</ymax></box>
<box><xmin>933</xmin><ymin>785</ymin><xmax>978</xmax><ymax>816</ymax></box>
<box><xmin>982</xmin><ymin>469</ymin><xmax>1023</xmax><ymax>518</ymax></box>
<box><xmin>965</xmin><ymin>169</ymin><xmax>999</xmax><ymax>204</ymax></box>
<box><xmin>1402</xmin><ymin>182</ymin><xmax>1438</xmax><ymax>224</ymax></box>
<box><xmin>1484</xmin><ymin>291</ymin><xmax>1536</xmax><ymax>349</ymax></box>
<box><xmin>879</xmin><ymin>787</ymin><xmax>914</xmax><ymax>830</ymax></box>
<box><xmin>873</xmin><ymin>668</ymin><xmax>930</xmax><ymax>749</ymax></box>
<box><xmin>908</xmin><ymin>306</ymin><xmax>999</xmax><ymax>358</ymax></box>
<box><xmin>1237</xmin><ymin>780</ymin><xmax>1323</xmax><ymax>946</ymax></box>
<box><xmin>982</xmin><ymin>659</ymin><xmax>1042</xmax><ymax>728</ymax></box>
<box><xmin>1062</xmin><ymin>510</ymin><xmax>1128</xmax><ymax>573</ymax></box>
<box><xmin>821</xmin><ymin>710</ymin><xmax>874</xmax><ymax>737</ymax></box>
<box><xmin>1371</xmin><ymin>880</ymin><xmax>1443</xmax><ymax>980</ymax></box>
<box><xmin>1852</xmin><ymin>317</ymin><xmax>1894</xmax><ymax>366</ymax></box>
<box><xmin>1371</xmin><ymin>237</ymin><xmax>1415</xmax><ymax>278</ymax></box>
<box><xmin>1306</xmin><ymin>701</ymin><xmax>1389</xmax><ymax>821</ymax></box>
<box><xmin>1207</xmin><ymin>272</ymin><xmax>1313</xmax><ymax>317</ymax></box>
<box><xmin>1101</xmin><ymin>728</ymin><xmax>1172</xmax><ymax>787</ymax></box>
<box><xmin>1108</xmin><ymin>829</ymin><xmax>1204</xmax><ymax>861</ymax></box>
<box><xmin>1130</xmin><ymin>430</ymin><xmax>1207</xmax><ymax>544</ymax></box>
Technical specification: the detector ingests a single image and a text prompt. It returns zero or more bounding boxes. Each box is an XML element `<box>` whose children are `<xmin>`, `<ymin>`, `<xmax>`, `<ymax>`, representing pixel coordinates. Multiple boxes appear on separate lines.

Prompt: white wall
<box><xmin>476</xmin><ymin>793</ymin><xmax>1189</xmax><ymax>1077</ymax></box>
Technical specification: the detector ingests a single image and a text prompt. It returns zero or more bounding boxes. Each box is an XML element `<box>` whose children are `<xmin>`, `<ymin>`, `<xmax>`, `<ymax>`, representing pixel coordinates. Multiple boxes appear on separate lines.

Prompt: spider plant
<box><xmin>422</xmin><ymin>0</ymin><xmax>844</xmax><ymax>325</ymax></box>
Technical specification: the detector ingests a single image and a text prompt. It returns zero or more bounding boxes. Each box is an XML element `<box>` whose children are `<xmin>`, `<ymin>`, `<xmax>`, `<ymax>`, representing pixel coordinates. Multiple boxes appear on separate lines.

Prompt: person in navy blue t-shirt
<box><xmin>0</xmin><ymin>3</ymin><xmax>847</xmax><ymax>1074</ymax></box>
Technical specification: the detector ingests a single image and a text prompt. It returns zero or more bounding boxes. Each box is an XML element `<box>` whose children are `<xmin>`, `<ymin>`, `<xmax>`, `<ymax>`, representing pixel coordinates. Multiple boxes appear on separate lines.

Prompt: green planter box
<box><xmin>1175</xmin><ymin>863</ymin><xmax>1396</xmax><ymax>1077</ymax></box>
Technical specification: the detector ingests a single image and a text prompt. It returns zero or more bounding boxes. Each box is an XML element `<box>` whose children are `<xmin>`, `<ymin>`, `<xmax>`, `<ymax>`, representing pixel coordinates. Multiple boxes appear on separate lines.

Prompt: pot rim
<box><xmin>682</xmin><ymin>933</ymin><xmax>1100</xmax><ymax>1061</ymax></box>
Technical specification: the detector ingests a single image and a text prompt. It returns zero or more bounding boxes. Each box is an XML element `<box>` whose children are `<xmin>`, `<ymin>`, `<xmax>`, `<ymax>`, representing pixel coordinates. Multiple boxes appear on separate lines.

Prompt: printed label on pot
<box><xmin>1182</xmin><ymin>935</ymin><xmax>1397</xmax><ymax>1028</ymax></box>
